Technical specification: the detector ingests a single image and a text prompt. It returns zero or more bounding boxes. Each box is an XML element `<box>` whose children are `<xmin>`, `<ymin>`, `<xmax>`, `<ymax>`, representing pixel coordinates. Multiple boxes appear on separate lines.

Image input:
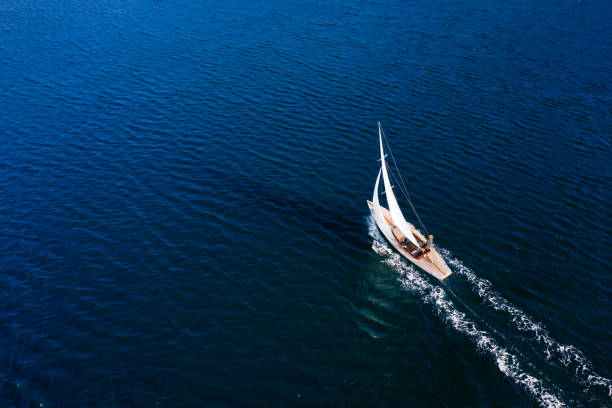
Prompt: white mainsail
<box><xmin>378</xmin><ymin>123</ymin><xmax>420</xmax><ymax>247</ymax></box>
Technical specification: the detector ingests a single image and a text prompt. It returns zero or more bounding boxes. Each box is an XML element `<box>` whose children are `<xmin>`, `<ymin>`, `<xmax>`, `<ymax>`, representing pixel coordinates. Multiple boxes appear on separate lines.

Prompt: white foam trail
<box><xmin>369</xmin><ymin>235</ymin><xmax>566</xmax><ymax>408</ymax></box>
<box><xmin>438</xmin><ymin>247</ymin><xmax>612</xmax><ymax>398</ymax></box>
<box><xmin>367</xmin><ymin>214</ymin><xmax>384</xmax><ymax>242</ymax></box>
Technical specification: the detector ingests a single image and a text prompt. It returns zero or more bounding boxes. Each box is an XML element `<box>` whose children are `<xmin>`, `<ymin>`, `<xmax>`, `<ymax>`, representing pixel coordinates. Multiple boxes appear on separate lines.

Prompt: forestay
<box><xmin>378</xmin><ymin>124</ymin><xmax>420</xmax><ymax>247</ymax></box>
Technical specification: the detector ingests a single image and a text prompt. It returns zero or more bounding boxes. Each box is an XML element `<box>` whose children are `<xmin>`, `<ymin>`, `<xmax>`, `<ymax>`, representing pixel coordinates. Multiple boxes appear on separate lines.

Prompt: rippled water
<box><xmin>1</xmin><ymin>0</ymin><xmax>610</xmax><ymax>406</ymax></box>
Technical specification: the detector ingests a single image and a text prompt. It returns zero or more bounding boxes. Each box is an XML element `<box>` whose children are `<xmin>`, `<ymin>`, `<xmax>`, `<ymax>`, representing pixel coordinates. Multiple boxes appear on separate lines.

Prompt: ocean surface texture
<box><xmin>1</xmin><ymin>0</ymin><xmax>610</xmax><ymax>407</ymax></box>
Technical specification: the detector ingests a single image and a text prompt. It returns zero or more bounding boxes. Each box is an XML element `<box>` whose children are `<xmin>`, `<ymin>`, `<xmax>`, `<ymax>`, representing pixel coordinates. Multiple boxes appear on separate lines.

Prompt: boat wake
<box><xmin>438</xmin><ymin>248</ymin><xmax>612</xmax><ymax>399</ymax></box>
<box><xmin>368</xmin><ymin>220</ymin><xmax>566</xmax><ymax>407</ymax></box>
<box><xmin>367</xmin><ymin>216</ymin><xmax>611</xmax><ymax>406</ymax></box>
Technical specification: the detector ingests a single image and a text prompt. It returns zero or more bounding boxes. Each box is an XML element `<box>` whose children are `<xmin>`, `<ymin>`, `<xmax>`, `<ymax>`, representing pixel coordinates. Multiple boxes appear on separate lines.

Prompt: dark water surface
<box><xmin>1</xmin><ymin>0</ymin><xmax>611</xmax><ymax>406</ymax></box>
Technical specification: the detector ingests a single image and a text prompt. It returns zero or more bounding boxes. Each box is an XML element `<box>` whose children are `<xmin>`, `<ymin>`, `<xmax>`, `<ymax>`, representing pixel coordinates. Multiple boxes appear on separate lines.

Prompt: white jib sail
<box><xmin>372</xmin><ymin>169</ymin><xmax>386</xmax><ymax>225</ymax></box>
<box><xmin>378</xmin><ymin>124</ymin><xmax>420</xmax><ymax>247</ymax></box>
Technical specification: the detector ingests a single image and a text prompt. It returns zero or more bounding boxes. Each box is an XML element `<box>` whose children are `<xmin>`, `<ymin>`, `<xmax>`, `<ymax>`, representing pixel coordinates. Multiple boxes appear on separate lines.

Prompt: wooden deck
<box><xmin>368</xmin><ymin>201</ymin><xmax>452</xmax><ymax>280</ymax></box>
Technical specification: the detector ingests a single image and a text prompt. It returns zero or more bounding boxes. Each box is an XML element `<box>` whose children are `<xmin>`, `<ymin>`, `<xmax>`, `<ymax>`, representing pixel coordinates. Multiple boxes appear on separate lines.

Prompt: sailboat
<box><xmin>367</xmin><ymin>122</ymin><xmax>452</xmax><ymax>280</ymax></box>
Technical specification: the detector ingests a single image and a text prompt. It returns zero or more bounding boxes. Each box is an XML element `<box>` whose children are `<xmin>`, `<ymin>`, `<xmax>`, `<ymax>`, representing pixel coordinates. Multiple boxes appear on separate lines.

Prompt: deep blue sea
<box><xmin>1</xmin><ymin>0</ymin><xmax>611</xmax><ymax>406</ymax></box>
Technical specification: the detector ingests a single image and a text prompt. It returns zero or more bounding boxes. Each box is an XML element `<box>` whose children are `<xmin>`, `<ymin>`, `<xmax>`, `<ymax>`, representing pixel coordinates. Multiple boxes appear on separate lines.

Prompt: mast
<box><xmin>379</xmin><ymin>123</ymin><xmax>430</xmax><ymax>237</ymax></box>
<box><xmin>378</xmin><ymin>123</ymin><xmax>420</xmax><ymax>247</ymax></box>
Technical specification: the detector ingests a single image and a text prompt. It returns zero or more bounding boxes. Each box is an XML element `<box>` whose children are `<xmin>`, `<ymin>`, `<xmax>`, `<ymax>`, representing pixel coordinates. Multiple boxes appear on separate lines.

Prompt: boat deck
<box><xmin>368</xmin><ymin>201</ymin><xmax>452</xmax><ymax>280</ymax></box>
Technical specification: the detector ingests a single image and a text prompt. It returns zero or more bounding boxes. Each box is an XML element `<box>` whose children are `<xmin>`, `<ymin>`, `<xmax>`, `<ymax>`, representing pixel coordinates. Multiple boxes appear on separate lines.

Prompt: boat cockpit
<box><xmin>392</xmin><ymin>226</ymin><xmax>425</xmax><ymax>259</ymax></box>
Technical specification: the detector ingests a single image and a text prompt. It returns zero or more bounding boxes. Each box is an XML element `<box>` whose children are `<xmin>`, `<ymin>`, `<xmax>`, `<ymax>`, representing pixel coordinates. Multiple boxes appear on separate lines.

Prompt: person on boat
<box><xmin>425</xmin><ymin>234</ymin><xmax>434</xmax><ymax>251</ymax></box>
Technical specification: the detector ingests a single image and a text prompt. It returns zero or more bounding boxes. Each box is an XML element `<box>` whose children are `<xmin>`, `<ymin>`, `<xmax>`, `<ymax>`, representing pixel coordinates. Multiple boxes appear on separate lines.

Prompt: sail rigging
<box><xmin>378</xmin><ymin>123</ymin><xmax>429</xmax><ymax>237</ymax></box>
<box><xmin>378</xmin><ymin>123</ymin><xmax>420</xmax><ymax>247</ymax></box>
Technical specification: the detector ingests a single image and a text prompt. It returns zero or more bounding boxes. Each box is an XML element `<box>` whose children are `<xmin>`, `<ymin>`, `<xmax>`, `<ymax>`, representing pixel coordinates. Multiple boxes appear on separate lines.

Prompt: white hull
<box><xmin>368</xmin><ymin>200</ymin><xmax>452</xmax><ymax>280</ymax></box>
